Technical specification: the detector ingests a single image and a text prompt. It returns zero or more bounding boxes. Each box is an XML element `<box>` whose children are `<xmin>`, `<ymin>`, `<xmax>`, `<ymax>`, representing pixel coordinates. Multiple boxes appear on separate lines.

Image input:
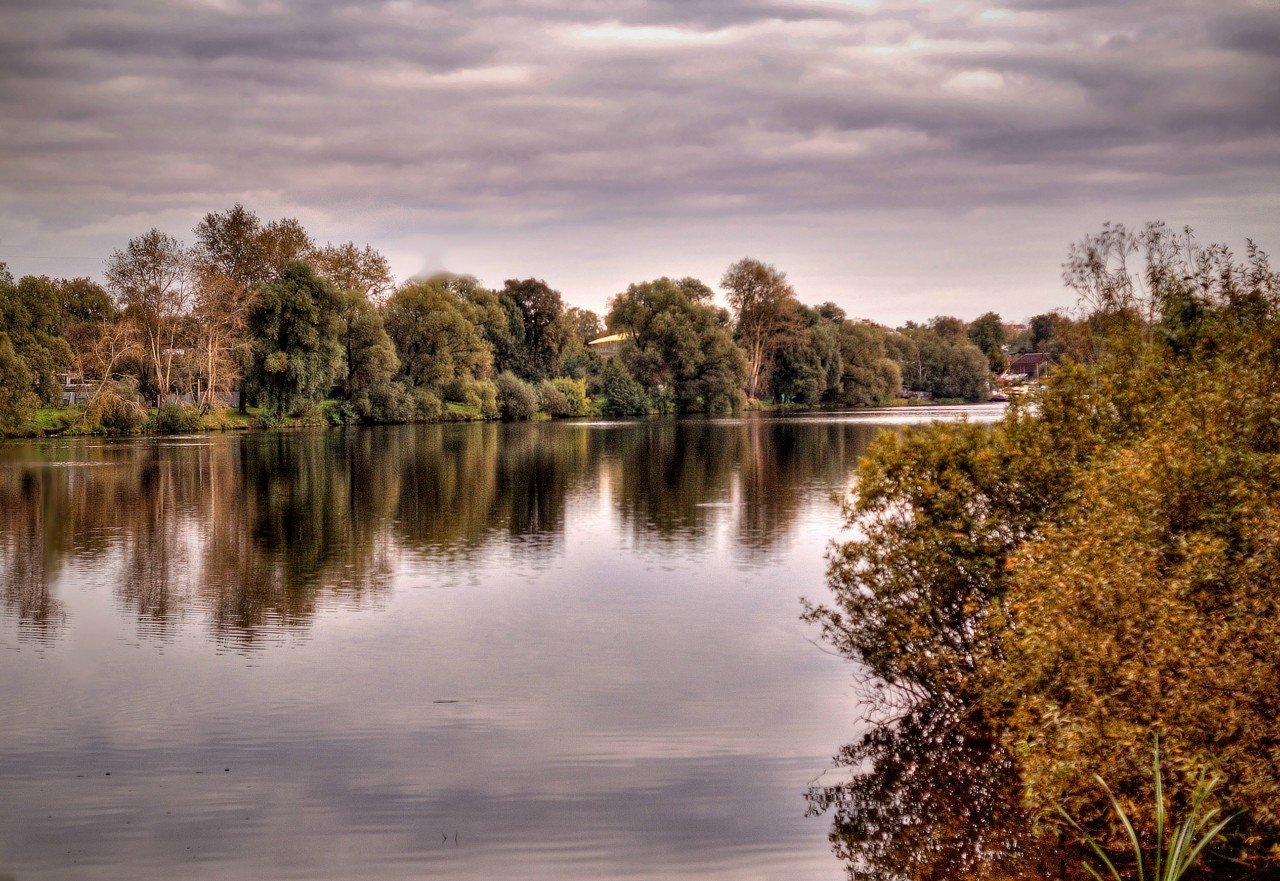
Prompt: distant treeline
<box><xmin>1</xmin><ymin>204</ymin><xmax>1074</xmax><ymax>434</ymax></box>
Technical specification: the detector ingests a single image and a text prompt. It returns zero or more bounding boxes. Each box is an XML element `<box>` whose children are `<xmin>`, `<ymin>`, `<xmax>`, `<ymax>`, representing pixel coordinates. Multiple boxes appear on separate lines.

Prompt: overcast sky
<box><xmin>1</xmin><ymin>0</ymin><xmax>1277</xmax><ymax>323</ymax></box>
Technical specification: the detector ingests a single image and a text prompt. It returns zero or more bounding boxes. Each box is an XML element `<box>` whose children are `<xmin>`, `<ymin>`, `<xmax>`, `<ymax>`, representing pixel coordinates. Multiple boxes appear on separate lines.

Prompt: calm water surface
<box><xmin>0</xmin><ymin>406</ymin><xmax>1003</xmax><ymax>880</ymax></box>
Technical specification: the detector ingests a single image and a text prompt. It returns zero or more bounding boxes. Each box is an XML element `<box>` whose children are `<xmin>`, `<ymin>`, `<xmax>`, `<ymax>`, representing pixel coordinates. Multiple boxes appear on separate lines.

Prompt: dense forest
<box><xmin>1</xmin><ymin>204</ymin><xmax>1073</xmax><ymax>435</ymax></box>
<box><xmin>807</xmin><ymin>222</ymin><xmax>1280</xmax><ymax>880</ymax></box>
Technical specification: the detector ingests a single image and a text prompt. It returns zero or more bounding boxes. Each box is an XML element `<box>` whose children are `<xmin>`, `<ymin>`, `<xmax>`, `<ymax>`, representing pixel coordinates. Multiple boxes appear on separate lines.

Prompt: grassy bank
<box><xmin>2</xmin><ymin>400</ymin><xmax>497</xmax><ymax>439</ymax></box>
<box><xmin>2</xmin><ymin>395</ymin><xmax>990</xmax><ymax>439</ymax></box>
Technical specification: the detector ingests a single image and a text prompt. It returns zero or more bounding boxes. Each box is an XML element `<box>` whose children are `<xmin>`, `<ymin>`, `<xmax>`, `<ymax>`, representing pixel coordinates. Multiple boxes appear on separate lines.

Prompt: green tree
<box><xmin>600</xmin><ymin>358</ymin><xmax>649</xmax><ymax>416</ymax></box>
<box><xmin>494</xmin><ymin>370</ymin><xmax>537</xmax><ymax>420</ymax></box>
<box><xmin>835</xmin><ymin>321</ymin><xmax>901</xmax><ymax>406</ymax></box>
<box><xmin>0</xmin><ymin>332</ymin><xmax>39</xmax><ymax>429</ymax></box>
<box><xmin>967</xmin><ymin>311</ymin><xmax>1006</xmax><ymax>373</ymax></box>
<box><xmin>0</xmin><ymin>271</ymin><xmax>73</xmax><ymax>404</ymax></box>
<box><xmin>502</xmin><ymin>278</ymin><xmax>572</xmax><ymax>380</ymax></box>
<box><xmin>384</xmin><ymin>277</ymin><xmax>492</xmax><ymax>396</ymax></box>
<box><xmin>54</xmin><ymin>277</ymin><xmax>116</xmax><ymax>325</ymax></box>
<box><xmin>607</xmin><ymin>276</ymin><xmax>747</xmax><ymax>412</ymax></box>
<box><xmin>769</xmin><ymin>305</ymin><xmax>834</xmax><ymax>405</ymax></box>
<box><xmin>566</xmin><ymin>306</ymin><xmax>603</xmax><ymax>345</ymax></box>
<box><xmin>337</xmin><ymin>289</ymin><xmax>401</xmax><ymax>421</ymax></box>
<box><xmin>887</xmin><ymin>325</ymin><xmax>989</xmax><ymax>401</ymax></box>
<box><xmin>246</xmin><ymin>261</ymin><xmax>344</xmax><ymax>417</ymax></box>
<box><xmin>929</xmin><ymin>314</ymin><xmax>968</xmax><ymax>340</ymax></box>
<box><xmin>451</xmin><ymin>275</ymin><xmax>524</xmax><ymax>375</ymax></box>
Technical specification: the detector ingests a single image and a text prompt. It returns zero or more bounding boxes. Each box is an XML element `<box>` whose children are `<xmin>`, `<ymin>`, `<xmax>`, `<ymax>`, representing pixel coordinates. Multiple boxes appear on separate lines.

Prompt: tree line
<box><xmin>2</xmin><ymin>203</ymin><xmax>1073</xmax><ymax>434</ymax></box>
<box><xmin>807</xmin><ymin>222</ymin><xmax>1280</xmax><ymax>880</ymax></box>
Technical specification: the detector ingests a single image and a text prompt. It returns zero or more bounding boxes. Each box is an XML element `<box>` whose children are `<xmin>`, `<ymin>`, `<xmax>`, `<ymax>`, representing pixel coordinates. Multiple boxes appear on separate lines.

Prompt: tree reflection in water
<box><xmin>806</xmin><ymin>695</ymin><xmax>1061</xmax><ymax>881</ymax></box>
<box><xmin>0</xmin><ymin>417</ymin><xmax>882</xmax><ymax>651</ymax></box>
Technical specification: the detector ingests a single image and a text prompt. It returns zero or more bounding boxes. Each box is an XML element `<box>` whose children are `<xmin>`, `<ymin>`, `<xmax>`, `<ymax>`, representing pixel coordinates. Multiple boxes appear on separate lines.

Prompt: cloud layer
<box><xmin>2</xmin><ymin>0</ymin><xmax>1277</xmax><ymax>320</ymax></box>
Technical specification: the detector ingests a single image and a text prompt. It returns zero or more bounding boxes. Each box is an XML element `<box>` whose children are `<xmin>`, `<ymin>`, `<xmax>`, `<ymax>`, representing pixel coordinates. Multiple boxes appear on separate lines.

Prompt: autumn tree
<box><xmin>721</xmin><ymin>258</ymin><xmax>799</xmax><ymax>399</ymax></box>
<box><xmin>808</xmin><ymin>223</ymin><xmax>1280</xmax><ymax>880</ymax></box>
<box><xmin>105</xmin><ymin>229</ymin><xmax>195</xmax><ymax>405</ymax></box>
<box><xmin>194</xmin><ymin>204</ymin><xmax>274</xmax><ymax>289</ymax></box>
<box><xmin>190</xmin><ymin>268</ymin><xmax>254</xmax><ymax>411</ymax></box>
<box><xmin>312</xmin><ymin>242</ymin><xmax>394</xmax><ymax>304</ymax></box>
<box><xmin>258</xmin><ymin>217</ymin><xmax>315</xmax><ymax>276</ymax></box>
<box><xmin>192</xmin><ymin>205</ymin><xmax>319</xmax><ymax>411</ymax></box>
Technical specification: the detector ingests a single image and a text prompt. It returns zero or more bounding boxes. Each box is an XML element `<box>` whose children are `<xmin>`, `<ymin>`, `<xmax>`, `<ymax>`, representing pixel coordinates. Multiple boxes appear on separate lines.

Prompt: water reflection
<box><xmin>0</xmin><ymin>409</ymin><xmax>997</xmax><ymax>881</ymax></box>
<box><xmin>0</xmin><ymin>418</ymin><xmax>886</xmax><ymax>648</ymax></box>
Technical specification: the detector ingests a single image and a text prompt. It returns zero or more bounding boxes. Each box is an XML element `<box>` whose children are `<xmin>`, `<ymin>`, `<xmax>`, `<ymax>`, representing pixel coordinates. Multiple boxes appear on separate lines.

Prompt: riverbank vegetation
<box><xmin>0</xmin><ymin>204</ymin><xmax>1072</xmax><ymax>437</ymax></box>
<box><xmin>806</xmin><ymin>222</ymin><xmax>1280</xmax><ymax>879</ymax></box>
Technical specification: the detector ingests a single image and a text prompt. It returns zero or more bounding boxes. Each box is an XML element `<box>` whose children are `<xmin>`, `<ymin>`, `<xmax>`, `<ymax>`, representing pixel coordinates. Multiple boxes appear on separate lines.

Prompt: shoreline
<box><xmin>1</xmin><ymin>397</ymin><xmax>1000</xmax><ymax>441</ymax></box>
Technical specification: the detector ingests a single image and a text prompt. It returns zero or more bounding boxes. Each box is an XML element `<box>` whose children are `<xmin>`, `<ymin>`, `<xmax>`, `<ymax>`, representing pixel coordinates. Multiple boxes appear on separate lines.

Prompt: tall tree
<box><xmin>194</xmin><ymin>204</ymin><xmax>315</xmax><ymax>286</ymax></box>
<box><xmin>104</xmin><ymin>229</ymin><xmax>194</xmax><ymax>406</ymax></box>
<box><xmin>566</xmin><ymin>306</ymin><xmax>603</xmax><ymax>345</ymax></box>
<box><xmin>193</xmin><ymin>204</ymin><xmax>272</xmax><ymax>289</ymax></box>
<box><xmin>721</xmin><ymin>258</ymin><xmax>798</xmax><ymax>399</ymax></box>
<box><xmin>337</xmin><ymin>289</ymin><xmax>398</xmax><ymax>404</ymax></box>
<box><xmin>258</xmin><ymin>218</ymin><xmax>315</xmax><ymax>277</ymax></box>
<box><xmin>245</xmin><ymin>262</ymin><xmax>344</xmax><ymax>417</ymax></box>
<box><xmin>191</xmin><ymin>267</ymin><xmax>254</xmax><ymax>411</ymax></box>
<box><xmin>502</xmin><ymin>278</ymin><xmax>571</xmax><ymax>380</ymax></box>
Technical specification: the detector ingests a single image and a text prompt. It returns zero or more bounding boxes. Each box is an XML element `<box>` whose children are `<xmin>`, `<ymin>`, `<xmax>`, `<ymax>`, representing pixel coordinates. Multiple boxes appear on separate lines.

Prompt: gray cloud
<box><xmin>1</xmin><ymin>0</ymin><xmax>1277</xmax><ymax>321</ymax></box>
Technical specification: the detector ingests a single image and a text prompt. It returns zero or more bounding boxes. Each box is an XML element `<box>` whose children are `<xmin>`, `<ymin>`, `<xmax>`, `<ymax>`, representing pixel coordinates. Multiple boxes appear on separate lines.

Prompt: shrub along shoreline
<box><xmin>1</xmin><ymin>390</ymin><xmax>971</xmax><ymax>439</ymax></box>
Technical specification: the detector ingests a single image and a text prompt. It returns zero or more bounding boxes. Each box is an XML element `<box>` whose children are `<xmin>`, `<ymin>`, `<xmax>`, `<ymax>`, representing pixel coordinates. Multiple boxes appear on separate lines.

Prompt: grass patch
<box><xmin>443</xmin><ymin>401</ymin><xmax>486</xmax><ymax>421</ymax></box>
<box><xmin>6</xmin><ymin>406</ymin><xmax>84</xmax><ymax>437</ymax></box>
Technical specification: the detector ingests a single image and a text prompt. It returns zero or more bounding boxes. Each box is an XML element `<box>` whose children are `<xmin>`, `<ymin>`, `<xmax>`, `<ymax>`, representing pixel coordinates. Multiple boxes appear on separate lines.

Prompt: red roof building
<box><xmin>1004</xmin><ymin>352</ymin><xmax>1051</xmax><ymax>379</ymax></box>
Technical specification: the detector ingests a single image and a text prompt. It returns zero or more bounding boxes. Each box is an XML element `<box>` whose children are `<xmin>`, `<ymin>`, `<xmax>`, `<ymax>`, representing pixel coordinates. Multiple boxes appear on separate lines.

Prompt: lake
<box><xmin>0</xmin><ymin>406</ymin><xmax>1004</xmax><ymax>880</ymax></box>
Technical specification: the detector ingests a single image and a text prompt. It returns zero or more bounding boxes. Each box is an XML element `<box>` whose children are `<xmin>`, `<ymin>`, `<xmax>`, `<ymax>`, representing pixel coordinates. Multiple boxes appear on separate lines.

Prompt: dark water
<box><xmin>0</xmin><ymin>407</ymin><xmax>1003</xmax><ymax>880</ymax></box>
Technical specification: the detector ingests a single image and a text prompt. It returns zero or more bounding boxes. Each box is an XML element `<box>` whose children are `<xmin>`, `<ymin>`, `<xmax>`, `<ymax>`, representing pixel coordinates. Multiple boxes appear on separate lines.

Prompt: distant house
<box><xmin>1003</xmin><ymin>352</ymin><xmax>1051</xmax><ymax>380</ymax></box>
<box><xmin>587</xmin><ymin>332</ymin><xmax>630</xmax><ymax>360</ymax></box>
<box><xmin>59</xmin><ymin>372</ymin><xmax>98</xmax><ymax>407</ymax></box>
